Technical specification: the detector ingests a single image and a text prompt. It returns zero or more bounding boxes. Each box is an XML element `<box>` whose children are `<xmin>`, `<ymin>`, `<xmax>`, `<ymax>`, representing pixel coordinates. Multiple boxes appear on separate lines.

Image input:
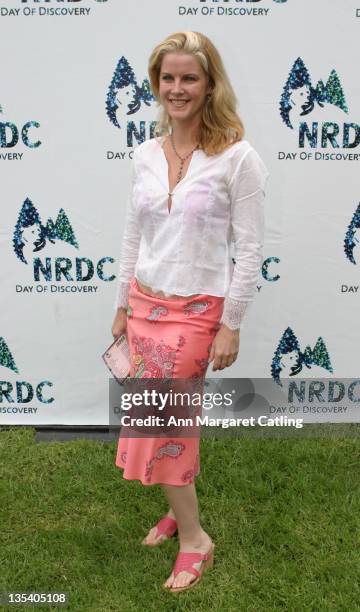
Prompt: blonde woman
<box><xmin>111</xmin><ymin>31</ymin><xmax>269</xmax><ymax>592</ymax></box>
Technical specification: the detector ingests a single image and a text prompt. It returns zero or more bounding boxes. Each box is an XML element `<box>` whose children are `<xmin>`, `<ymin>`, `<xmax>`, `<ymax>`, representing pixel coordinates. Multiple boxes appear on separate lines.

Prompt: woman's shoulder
<box><xmin>133</xmin><ymin>136</ymin><xmax>162</xmax><ymax>160</ymax></box>
<box><xmin>223</xmin><ymin>139</ymin><xmax>262</xmax><ymax>164</ymax></box>
<box><xmin>223</xmin><ymin>139</ymin><xmax>270</xmax><ymax>188</ymax></box>
<box><xmin>226</xmin><ymin>140</ymin><xmax>268</xmax><ymax>173</ymax></box>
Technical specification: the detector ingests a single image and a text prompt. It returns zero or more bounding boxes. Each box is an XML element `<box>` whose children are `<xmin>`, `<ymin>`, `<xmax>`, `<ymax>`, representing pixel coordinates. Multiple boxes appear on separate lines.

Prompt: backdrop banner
<box><xmin>1</xmin><ymin>0</ymin><xmax>359</xmax><ymax>425</ymax></box>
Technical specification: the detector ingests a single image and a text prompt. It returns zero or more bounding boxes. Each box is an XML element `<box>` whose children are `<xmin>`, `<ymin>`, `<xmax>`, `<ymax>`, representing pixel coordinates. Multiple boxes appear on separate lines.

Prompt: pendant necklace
<box><xmin>167</xmin><ymin>133</ymin><xmax>199</xmax><ymax>212</ymax></box>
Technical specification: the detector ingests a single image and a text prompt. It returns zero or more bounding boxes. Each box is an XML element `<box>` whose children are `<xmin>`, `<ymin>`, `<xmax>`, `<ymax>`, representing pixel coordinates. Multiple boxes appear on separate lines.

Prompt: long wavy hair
<box><xmin>148</xmin><ymin>31</ymin><xmax>244</xmax><ymax>155</ymax></box>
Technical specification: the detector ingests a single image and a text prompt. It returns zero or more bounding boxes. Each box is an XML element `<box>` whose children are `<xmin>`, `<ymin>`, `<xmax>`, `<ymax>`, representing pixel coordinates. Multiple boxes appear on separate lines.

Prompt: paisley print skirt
<box><xmin>115</xmin><ymin>275</ymin><xmax>225</xmax><ymax>486</ymax></box>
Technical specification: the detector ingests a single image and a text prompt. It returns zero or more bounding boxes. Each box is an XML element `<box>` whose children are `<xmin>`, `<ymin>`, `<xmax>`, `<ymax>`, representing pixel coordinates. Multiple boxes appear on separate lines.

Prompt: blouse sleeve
<box><xmin>113</xmin><ymin>150</ymin><xmax>141</xmax><ymax>311</ymax></box>
<box><xmin>220</xmin><ymin>146</ymin><xmax>270</xmax><ymax>330</ymax></box>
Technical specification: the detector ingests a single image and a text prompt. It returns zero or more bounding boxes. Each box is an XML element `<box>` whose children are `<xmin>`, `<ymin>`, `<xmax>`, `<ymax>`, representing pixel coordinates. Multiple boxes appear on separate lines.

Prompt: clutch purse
<box><xmin>102</xmin><ymin>334</ymin><xmax>131</xmax><ymax>385</ymax></box>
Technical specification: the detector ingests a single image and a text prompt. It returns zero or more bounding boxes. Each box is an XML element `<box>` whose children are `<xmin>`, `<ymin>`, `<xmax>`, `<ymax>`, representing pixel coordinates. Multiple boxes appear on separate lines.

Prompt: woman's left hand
<box><xmin>208</xmin><ymin>324</ymin><xmax>240</xmax><ymax>371</ymax></box>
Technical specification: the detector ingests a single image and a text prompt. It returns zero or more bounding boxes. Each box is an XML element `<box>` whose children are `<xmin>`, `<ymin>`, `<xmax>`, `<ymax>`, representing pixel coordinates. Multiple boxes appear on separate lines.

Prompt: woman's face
<box><xmin>158</xmin><ymin>52</ymin><xmax>211</xmax><ymax>126</ymax></box>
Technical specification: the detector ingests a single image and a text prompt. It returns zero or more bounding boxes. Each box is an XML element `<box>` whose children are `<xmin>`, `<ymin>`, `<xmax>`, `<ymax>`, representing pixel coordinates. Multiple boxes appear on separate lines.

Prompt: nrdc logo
<box><xmin>280</xmin><ymin>57</ymin><xmax>359</xmax><ymax>150</ymax></box>
<box><xmin>0</xmin><ymin>103</ymin><xmax>41</xmax><ymax>154</ymax></box>
<box><xmin>12</xmin><ymin>198</ymin><xmax>115</xmax><ymax>286</ymax></box>
<box><xmin>20</xmin><ymin>1</ymin><xmax>108</xmax><ymax>2</ymax></box>
<box><xmin>344</xmin><ymin>203</ymin><xmax>360</xmax><ymax>265</ymax></box>
<box><xmin>231</xmin><ymin>256</ymin><xmax>280</xmax><ymax>286</ymax></box>
<box><xmin>271</xmin><ymin>327</ymin><xmax>333</xmax><ymax>386</ymax></box>
<box><xmin>2</xmin><ymin>0</ymin><xmax>109</xmax><ymax>17</ymax></box>
<box><xmin>106</xmin><ymin>56</ymin><xmax>157</xmax><ymax>147</ymax></box>
<box><xmin>262</xmin><ymin>257</ymin><xmax>280</xmax><ymax>282</ymax></box>
<box><xmin>199</xmin><ymin>0</ymin><xmax>287</xmax><ymax>3</ymax></box>
<box><xmin>0</xmin><ymin>337</ymin><xmax>54</xmax><ymax>406</ymax></box>
<box><xmin>186</xmin><ymin>0</ymin><xmax>288</xmax><ymax>17</ymax></box>
<box><xmin>19</xmin><ymin>0</ymin><xmax>108</xmax><ymax>3</ymax></box>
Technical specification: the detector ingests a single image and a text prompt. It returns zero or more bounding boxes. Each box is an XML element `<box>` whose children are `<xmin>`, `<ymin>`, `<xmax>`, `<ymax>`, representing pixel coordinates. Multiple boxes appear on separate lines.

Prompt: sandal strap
<box><xmin>155</xmin><ymin>516</ymin><xmax>177</xmax><ymax>538</ymax></box>
<box><xmin>173</xmin><ymin>551</ymin><xmax>209</xmax><ymax>579</ymax></box>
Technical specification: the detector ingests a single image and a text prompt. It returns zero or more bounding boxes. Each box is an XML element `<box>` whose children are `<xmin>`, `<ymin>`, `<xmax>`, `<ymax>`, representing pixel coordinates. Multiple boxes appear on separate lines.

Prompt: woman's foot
<box><xmin>142</xmin><ymin>510</ymin><xmax>177</xmax><ymax>546</ymax></box>
<box><xmin>163</xmin><ymin>529</ymin><xmax>213</xmax><ymax>590</ymax></box>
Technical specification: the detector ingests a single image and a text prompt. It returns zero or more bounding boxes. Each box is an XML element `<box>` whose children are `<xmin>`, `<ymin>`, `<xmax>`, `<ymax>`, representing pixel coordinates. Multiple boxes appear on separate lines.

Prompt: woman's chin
<box><xmin>168</xmin><ymin>109</ymin><xmax>200</xmax><ymax>124</ymax></box>
<box><xmin>168</xmin><ymin>107</ymin><xmax>189</xmax><ymax>117</ymax></box>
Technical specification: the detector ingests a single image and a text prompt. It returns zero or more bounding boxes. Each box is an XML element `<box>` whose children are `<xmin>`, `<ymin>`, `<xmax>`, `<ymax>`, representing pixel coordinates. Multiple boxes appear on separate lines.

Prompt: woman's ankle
<box><xmin>166</xmin><ymin>509</ymin><xmax>176</xmax><ymax>520</ymax></box>
<box><xmin>179</xmin><ymin>527</ymin><xmax>211</xmax><ymax>550</ymax></box>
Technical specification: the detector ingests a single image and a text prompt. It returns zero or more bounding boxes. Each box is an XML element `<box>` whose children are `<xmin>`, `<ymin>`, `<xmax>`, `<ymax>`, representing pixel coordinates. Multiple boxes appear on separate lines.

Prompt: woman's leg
<box><xmin>161</xmin><ymin>482</ymin><xmax>213</xmax><ymax>589</ymax></box>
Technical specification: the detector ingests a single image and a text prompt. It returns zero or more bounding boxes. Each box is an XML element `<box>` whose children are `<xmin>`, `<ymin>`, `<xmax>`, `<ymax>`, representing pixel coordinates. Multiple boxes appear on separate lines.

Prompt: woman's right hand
<box><xmin>111</xmin><ymin>307</ymin><xmax>128</xmax><ymax>340</ymax></box>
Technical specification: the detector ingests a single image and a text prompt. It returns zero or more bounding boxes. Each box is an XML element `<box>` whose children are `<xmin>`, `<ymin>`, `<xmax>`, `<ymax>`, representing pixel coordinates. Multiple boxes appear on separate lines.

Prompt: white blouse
<box><xmin>114</xmin><ymin>136</ymin><xmax>269</xmax><ymax>330</ymax></box>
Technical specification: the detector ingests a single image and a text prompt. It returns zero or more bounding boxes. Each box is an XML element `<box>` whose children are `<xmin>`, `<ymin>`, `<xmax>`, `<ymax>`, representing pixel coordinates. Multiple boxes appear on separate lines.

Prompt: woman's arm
<box><xmin>112</xmin><ymin>151</ymin><xmax>141</xmax><ymax>338</ymax></box>
<box><xmin>113</xmin><ymin>151</ymin><xmax>141</xmax><ymax>310</ymax></box>
<box><xmin>209</xmin><ymin>146</ymin><xmax>269</xmax><ymax>370</ymax></box>
<box><xmin>220</xmin><ymin>146</ymin><xmax>269</xmax><ymax>330</ymax></box>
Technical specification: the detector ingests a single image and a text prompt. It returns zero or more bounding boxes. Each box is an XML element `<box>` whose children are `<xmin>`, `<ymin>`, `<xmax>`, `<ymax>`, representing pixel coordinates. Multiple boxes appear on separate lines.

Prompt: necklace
<box><xmin>168</xmin><ymin>133</ymin><xmax>199</xmax><ymax>197</ymax></box>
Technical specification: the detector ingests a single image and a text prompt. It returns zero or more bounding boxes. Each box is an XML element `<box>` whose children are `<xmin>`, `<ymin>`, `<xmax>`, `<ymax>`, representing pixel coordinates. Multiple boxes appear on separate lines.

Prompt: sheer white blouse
<box><xmin>113</xmin><ymin>136</ymin><xmax>269</xmax><ymax>330</ymax></box>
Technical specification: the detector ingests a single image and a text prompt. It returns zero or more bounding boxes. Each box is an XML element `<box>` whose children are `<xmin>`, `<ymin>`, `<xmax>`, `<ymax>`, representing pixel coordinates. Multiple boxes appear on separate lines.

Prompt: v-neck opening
<box><xmin>158</xmin><ymin>136</ymin><xmax>199</xmax><ymax>215</ymax></box>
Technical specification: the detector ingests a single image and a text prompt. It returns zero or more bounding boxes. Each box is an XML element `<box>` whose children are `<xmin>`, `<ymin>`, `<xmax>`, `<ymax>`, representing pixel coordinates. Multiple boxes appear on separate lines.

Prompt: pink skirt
<box><xmin>115</xmin><ymin>276</ymin><xmax>225</xmax><ymax>486</ymax></box>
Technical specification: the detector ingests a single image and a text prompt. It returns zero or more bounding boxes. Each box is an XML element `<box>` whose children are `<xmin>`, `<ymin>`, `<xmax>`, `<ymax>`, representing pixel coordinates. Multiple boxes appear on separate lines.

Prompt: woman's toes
<box><xmin>163</xmin><ymin>572</ymin><xmax>174</xmax><ymax>588</ymax></box>
<box><xmin>172</xmin><ymin>572</ymin><xmax>194</xmax><ymax>589</ymax></box>
<box><xmin>142</xmin><ymin>527</ymin><xmax>157</xmax><ymax>545</ymax></box>
<box><xmin>172</xmin><ymin>576</ymin><xmax>181</xmax><ymax>588</ymax></box>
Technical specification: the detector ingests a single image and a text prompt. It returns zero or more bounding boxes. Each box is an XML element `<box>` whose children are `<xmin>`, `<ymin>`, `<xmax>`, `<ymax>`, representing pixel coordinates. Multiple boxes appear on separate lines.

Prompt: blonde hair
<box><xmin>148</xmin><ymin>31</ymin><xmax>244</xmax><ymax>156</ymax></box>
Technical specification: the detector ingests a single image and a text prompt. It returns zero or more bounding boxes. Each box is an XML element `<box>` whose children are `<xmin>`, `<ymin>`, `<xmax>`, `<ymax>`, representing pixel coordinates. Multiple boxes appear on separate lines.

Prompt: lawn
<box><xmin>0</xmin><ymin>426</ymin><xmax>359</xmax><ymax>612</ymax></box>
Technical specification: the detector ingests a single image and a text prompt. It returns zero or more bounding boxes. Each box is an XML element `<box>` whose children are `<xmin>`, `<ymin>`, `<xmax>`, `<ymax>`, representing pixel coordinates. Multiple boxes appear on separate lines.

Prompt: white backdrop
<box><xmin>1</xmin><ymin>0</ymin><xmax>359</xmax><ymax>425</ymax></box>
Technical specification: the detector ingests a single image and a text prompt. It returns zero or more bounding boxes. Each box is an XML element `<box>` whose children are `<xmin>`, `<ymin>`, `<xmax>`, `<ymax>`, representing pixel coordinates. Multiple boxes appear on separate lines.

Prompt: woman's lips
<box><xmin>169</xmin><ymin>99</ymin><xmax>189</xmax><ymax>108</ymax></box>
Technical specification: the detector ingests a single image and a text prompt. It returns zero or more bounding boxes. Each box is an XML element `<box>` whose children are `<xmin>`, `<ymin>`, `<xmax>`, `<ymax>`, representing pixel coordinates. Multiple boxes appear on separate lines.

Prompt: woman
<box><xmin>111</xmin><ymin>31</ymin><xmax>269</xmax><ymax>592</ymax></box>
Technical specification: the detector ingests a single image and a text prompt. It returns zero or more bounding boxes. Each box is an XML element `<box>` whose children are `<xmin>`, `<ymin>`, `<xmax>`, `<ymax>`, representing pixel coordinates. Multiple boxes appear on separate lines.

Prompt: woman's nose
<box><xmin>171</xmin><ymin>79</ymin><xmax>184</xmax><ymax>94</ymax></box>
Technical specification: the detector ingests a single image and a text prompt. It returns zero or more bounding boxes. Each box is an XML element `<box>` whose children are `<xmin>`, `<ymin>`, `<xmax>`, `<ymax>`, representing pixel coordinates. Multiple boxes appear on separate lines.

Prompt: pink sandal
<box><xmin>164</xmin><ymin>542</ymin><xmax>215</xmax><ymax>593</ymax></box>
<box><xmin>142</xmin><ymin>515</ymin><xmax>177</xmax><ymax>547</ymax></box>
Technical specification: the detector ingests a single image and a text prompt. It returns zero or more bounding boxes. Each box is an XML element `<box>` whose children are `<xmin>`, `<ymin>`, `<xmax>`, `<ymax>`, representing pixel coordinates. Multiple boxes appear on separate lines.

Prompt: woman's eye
<box><xmin>162</xmin><ymin>75</ymin><xmax>196</xmax><ymax>81</ymax></box>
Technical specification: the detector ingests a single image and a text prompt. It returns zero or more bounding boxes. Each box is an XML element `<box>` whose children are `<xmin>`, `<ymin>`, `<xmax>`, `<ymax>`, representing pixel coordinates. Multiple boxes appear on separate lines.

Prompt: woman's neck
<box><xmin>170</xmin><ymin>119</ymin><xmax>201</xmax><ymax>149</ymax></box>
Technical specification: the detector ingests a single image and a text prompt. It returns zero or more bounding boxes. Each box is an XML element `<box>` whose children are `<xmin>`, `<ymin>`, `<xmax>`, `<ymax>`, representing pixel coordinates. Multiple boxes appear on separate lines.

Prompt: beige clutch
<box><xmin>102</xmin><ymin>334</ymin><xmax>130</xmax><ymax>385</ymax></box>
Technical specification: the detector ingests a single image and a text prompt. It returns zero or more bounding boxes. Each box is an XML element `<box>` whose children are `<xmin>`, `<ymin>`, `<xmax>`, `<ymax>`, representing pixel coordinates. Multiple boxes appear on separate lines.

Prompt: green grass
<box><xmin>0</xmin><ymin>427</ymin><xmax>359</xmax><ymax>612</ymax></box>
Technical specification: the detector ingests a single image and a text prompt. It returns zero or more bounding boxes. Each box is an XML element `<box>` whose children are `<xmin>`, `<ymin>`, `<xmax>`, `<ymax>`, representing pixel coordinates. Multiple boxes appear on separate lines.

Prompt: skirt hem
<box><xmin>115</xmin><ymin>462</ymin><xmax>200</xmax><ymax>487</ymax></box>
